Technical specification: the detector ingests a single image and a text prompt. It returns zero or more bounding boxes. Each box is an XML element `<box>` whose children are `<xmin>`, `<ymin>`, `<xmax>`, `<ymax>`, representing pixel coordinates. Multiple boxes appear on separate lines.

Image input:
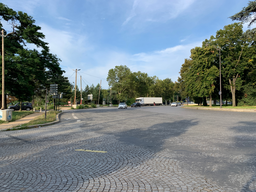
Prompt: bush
<box><xmin>76</xmin><ymin>105</ymin><xmax>86</xmax><ymax>109</ymax></box>
<box><xmin>126</xmin><ymin>98</ymin><xmax>136</xmax><ymax>106</ymax></box>
<box><xmin>91</xmin><ymin>104</ymin><xmax>97</xmax><ymax>108</ymax></box>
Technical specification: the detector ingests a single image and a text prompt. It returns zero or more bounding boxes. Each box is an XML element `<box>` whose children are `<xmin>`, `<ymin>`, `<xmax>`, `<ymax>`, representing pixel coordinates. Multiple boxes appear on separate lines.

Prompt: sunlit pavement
<box><xmin>0</xmin><ymin>106</ymin><xmax>256</xmax><ymax>192</ymax></box>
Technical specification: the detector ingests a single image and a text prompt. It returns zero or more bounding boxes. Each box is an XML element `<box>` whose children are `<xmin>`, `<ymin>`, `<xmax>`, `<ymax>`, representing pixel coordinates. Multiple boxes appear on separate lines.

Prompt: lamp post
<box><xmin>73</xmin><ymin>69</ymin><xmax>80</xmax><ymax>106</ymax></box>
<box><xmin>1</xmin><ymin>30</ymin><xmax>14</xmax><ymax>110</ymax></box>
<box><xmin>206</xmin><ymin>43</ymin><xmax>222</xmax><ymax>108</ymax></box>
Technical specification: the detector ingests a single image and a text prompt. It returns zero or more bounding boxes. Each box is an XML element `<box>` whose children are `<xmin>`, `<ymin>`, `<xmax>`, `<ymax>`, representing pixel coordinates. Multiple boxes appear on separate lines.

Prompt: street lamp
<box><xmin>1</xmin><ymin>30</ymin><xmax>14</xmax><ymax>110</ymax></box>
<box><xmin>73</xmin><ymin>69</ymin><xmax>80</xmax><ymax>106</ymax></box>
<box><xmin>206</xmin><ymin>43</ymin><xmax>222</xmax><ymax>108</ymax></box>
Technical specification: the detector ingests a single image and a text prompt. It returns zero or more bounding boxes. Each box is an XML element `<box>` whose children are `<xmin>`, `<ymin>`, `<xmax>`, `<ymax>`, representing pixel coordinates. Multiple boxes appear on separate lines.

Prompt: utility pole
<box><xmin>1</xmin><ymin>30</ymin><xmax>4</xmax><ymax>110</ymax></box>
<box><xmin>1</xmin><ymin>30</ymin><xmax>14</xmax><ymax>110</ymax></box>
<box><xmin>80</xmin><ymin>76</ymin><xmax>82</xmax><ymax>104</ymax></box>
<box><xmin>73</xmin><ymin>69</ymin><xmax>80</xmax><ymax>106</ymax></box>
<box><xmin>98</xmin><ymin>80</ymin><xmax>102</xmax><ymax>105</ymax></box>
<box><xmin>45</xmin><ymin>89</ymin><xmax>47</xmax><ymax>120</ymax></box>
<box><xmin>74</xmin><ymin>69</ymin><xmax>77</xmax><ymax>106</ymax></box>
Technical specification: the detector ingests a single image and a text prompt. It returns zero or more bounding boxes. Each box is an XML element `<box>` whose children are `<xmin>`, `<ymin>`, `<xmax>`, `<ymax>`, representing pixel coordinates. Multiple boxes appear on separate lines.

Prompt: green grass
<box><xmin>183</xmin><ymin>105</ymin><xmax>256</xmax><ymax>109</ymax></box>
<box><xmin>5</xmin><ymin>111</ymin><xmax>60</xmax><ymax>131</ymax></box>
<box><xmin>0</xmin><ymin>111</ymin><xmax>34</xmax><ymax>124</ymax></box>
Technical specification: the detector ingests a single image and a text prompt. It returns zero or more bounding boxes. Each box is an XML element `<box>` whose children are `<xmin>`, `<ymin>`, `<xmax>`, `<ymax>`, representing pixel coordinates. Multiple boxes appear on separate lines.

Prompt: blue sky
<box><xmin>2</xmin><ymin>0</ymin><xmax>250</xmax><ymax>89</ymax></box>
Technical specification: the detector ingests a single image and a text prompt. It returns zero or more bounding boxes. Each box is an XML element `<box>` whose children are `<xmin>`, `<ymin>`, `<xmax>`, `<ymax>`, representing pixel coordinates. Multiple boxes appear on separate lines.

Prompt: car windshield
<box><xmin>172</xmin><ymin>102</ymin><xmax>176</xmax><ymax>104</ymax></box>
<box><xmin>119</xmin><ymin>103</ymin><xmax>125</xmax><ymax>105</ymax></box>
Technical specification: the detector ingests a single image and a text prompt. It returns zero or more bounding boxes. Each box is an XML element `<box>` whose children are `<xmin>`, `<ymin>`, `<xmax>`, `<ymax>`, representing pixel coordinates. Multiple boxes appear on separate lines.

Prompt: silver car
<box><xmin>171</xmin><ymin>102</ymin><xmax>178</xmax><ymax>107</ymax></box>
<box><xmin>118</xmin><ymin>103</ymin><xmax>127</xmax><ymax>109</ymax></box>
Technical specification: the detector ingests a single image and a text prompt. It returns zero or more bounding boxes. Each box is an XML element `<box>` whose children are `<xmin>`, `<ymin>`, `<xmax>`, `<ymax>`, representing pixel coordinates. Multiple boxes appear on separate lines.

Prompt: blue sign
<box><xmin>7</xmin><ymin>112</ymin><xmax>11</xmax><ymax>121</ymax></box>
<box><xmin>0</xmin><ymin>110</ymin><xmax>2</xmax><ymax>120</ymax></box>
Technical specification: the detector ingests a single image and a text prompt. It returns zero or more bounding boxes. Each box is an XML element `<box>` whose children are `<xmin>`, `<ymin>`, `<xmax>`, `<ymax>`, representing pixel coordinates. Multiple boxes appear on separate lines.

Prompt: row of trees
<box><xmin>176</xmin><ymin>1</ymin><xmax>256</xmax><ymax>106</ymax></box>
<box><xmin>0</xmin><ymin>3</ymin><xmax>71</xmax><ymax>107</ymax></box>
<box><xmin>106</xmin><ymin>65</ymin><xmax>176</xmax><ymax>104</ymax></box>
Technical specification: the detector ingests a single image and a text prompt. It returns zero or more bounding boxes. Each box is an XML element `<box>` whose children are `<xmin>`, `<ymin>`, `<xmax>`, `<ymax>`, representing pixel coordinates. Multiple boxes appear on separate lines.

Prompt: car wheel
<box><xmin>26</xmin><ymin>108</ymin><xmax>31</xmax><ymax>111</ymax></box>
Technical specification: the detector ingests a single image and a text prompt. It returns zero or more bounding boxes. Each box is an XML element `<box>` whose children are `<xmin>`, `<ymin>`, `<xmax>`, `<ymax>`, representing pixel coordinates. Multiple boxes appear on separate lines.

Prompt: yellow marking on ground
<box><xmin>75</xmin><ymin>149</ymin><xmax>107</xmax><ymax>153</ymax></box>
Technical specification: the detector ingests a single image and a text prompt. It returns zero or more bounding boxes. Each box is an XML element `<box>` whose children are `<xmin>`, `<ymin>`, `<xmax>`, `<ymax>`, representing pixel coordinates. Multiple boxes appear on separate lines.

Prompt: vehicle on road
<box><xmin>118</xmin><ymin>103</ymin><xmax>127</xmax><ymax>109</ymax></box>
<box><xmin>8</xmin><ymin>102</ymin><xmax>33</xmax><ymax>111</ymax></box>
<box><xmin>177</xmin><ymin>102</ymin><xmax>181</xmax><ymax>106</ymax></box>
<box><xmin>171</xmin><ymin>102</ymin><xmax>178</xmax><ymax>107</ymax></box>
<box><xmin>131</xmin><ymin>102</ymin><xmax>141</xmax><ymax>107</ymax></box>
<box><xmin>136</xmin><ymin>97</ymin><xmax>162</xmax><ymax>106</ymax></box>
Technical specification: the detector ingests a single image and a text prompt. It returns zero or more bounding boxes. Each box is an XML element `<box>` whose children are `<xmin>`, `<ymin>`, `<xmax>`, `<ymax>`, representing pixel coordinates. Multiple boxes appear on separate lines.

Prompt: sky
<box><xmin>1</xmin><ymin>0</ymin><xmax>251</xmax><ymax>89</ymax></box>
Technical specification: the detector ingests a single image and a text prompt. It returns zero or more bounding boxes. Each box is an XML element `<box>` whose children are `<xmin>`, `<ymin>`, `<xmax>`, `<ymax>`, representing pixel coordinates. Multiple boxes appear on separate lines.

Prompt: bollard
<box><xmin>40</xmin><ymin>107</ymin><xmax>42</xmax><ymax>112</ymax></box>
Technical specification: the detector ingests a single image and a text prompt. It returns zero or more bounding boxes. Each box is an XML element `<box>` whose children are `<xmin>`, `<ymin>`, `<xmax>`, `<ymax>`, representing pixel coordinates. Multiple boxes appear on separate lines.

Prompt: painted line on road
<box><xmin>72</xmin><ymin>113</ymin><xmax>78</xmax><ymax>119</ymax></box>
<box><xmin>75</xmin><ymin>149</ymin><xmax>107</xmax><ymax>153</ymax></box>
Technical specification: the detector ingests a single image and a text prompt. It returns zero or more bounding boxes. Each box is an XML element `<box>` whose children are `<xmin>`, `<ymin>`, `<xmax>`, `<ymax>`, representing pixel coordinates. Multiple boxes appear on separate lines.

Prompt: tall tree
<box><xmin>107</xmin><ymin>65</ymin><xmax>131</xmax><ymax>102</ymax></box>
<box><xmin>211</xmin><ymin>23</ymin><xmax>253</xmax><ymax>106</ymax></box>
<box><xmin>230</xmin><ymin>1</ymin><xmax>256</xmax><ymax>27</ymax></box>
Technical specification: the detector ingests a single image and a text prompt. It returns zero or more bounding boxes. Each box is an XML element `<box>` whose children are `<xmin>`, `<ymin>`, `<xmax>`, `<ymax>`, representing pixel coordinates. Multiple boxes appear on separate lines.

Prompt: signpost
<box><xmin>50</xmin><ymin>84</ymin><xmax>58</xmax><ymax>111</ymax></box>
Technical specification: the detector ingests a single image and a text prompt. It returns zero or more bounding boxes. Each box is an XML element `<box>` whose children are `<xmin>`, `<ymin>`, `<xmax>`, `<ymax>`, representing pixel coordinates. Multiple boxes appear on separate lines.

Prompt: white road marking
<box><xmin>72</xmin><ymin>113</ymin><xmax>78</xmax><ymax>119</ymax></box>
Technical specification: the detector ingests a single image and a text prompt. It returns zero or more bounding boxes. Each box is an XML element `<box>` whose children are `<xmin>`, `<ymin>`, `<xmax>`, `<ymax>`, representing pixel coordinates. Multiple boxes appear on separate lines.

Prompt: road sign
<box><xmin>88</xmin><ymin>94</ymin><xmax>93</xmax><ymax>100</ymax></box>
<box><xmin>50</xmin><ymin>84</ymin><xmax>58</xmax><ymax>95</ymax></box>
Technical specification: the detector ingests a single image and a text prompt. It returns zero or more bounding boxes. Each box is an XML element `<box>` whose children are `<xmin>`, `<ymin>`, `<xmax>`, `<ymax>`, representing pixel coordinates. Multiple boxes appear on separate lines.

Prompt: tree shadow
<box><xmin>0</xmin><ymin>113</ymin><xmax>198</xmax><ymax>191</ymax></box>
<box><xmin>229</xmin><ymin>121</ymin><xmax>256</xmax><ymax>192</ymax></box>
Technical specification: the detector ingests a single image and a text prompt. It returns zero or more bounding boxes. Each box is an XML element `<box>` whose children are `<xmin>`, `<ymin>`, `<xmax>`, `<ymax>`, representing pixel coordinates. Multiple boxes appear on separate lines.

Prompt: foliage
<box><xmin>91</xmin><ymin>103</ymin><xmax>96</xmax><ymax>108</ymax></box>
<box><xmin>230</xmin><ymin>1</ymin><xmax>256</xmax><ymax>27</ymax></box>
<box><xmin>0</xmin><ymin>3</ymin><xmax>68</xmax><ymax>107</ymax></box>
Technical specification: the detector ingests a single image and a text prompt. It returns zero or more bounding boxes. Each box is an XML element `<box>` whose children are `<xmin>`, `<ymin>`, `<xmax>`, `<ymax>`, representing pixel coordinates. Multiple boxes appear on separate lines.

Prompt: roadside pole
<box><xmin>98</xmin><ymin>80</ymin><xmax>102</xmax><ymax>105</ymax></box>
<box><xmin>45</xmin><ymin>89</ymin><xmax>47</xmax><ymax>120</ymax></box>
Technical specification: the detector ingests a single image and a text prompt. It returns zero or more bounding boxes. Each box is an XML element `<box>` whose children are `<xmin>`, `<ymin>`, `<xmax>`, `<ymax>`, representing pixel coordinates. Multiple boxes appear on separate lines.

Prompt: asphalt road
<box><xmin>0</xmin><ymin>106</ymin><xmax>256</xmax><ymax>191</ymax></box>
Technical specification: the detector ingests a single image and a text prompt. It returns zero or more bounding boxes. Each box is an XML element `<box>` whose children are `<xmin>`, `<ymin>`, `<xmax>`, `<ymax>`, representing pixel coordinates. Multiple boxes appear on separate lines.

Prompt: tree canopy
<box><xmin>0</xmin><ymin>3</ymin><xmax>68</xmax><ymax>105</ymax></box>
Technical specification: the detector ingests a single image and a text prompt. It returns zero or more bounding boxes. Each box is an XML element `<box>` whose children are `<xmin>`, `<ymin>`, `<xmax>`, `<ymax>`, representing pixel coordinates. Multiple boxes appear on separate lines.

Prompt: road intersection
<box><xmin>0</xmin><ymin>107</ymin><xmax>256</xmax><ymax>191</ymax></box>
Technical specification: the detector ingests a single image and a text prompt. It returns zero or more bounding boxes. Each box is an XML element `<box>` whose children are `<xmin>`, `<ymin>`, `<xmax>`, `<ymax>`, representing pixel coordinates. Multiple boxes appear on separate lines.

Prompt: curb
<box><xmin>182</xmin><ymin>106</ymin><xmax>256</xmax><ymax>113</ymax></box>
<box><xmin>8</xmin><ymin>111</ymin><xmax>64</xmax><ymax>130</ymax></box>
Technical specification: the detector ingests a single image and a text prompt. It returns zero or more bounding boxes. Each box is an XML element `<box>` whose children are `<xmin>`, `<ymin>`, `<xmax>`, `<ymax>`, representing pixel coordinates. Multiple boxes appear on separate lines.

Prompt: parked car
<box><xmin>131</xmin><ymin>102</ymin><xmax>141</xmax><ymax>107</ymax></box>
<box><xmin>177</xmin><ymin>102</ymin><xmax>181</xmax><ymax>106</ymax></box>
<box><xmin>118</xmin><ymin>103</ymin><xmax>127</xmax><ymax>109</ymax></box>
<box><xmin>8</xmin><ymin>102</ymin><xmax>33</xmax><ymax>111</ymax></box>
<box><xmin>171</xmin><ymin>102</ymin><xmax>178</xmax><ymax>107</ymax></box>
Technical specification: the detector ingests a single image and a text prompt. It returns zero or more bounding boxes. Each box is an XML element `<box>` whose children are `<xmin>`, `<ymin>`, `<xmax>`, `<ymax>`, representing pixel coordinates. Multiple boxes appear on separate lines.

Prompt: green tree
<box><xmin>230</xmin><ymin>1</ymin><xmax>256</xmax><ymax>27</ymax></box>
<box><xmin>107</xmin><ymin>65</ymin><xmax>131</xmax><ymax>102</ymax></box>
<box><xmin>0</xmin><ymin>3</ymin><xmax>64</xmax><ymax>107</ymax></box>
<box><xmin>211</xmin><ymin>23</ymin><xmax>253</xmax><ymax>106</ymax></box>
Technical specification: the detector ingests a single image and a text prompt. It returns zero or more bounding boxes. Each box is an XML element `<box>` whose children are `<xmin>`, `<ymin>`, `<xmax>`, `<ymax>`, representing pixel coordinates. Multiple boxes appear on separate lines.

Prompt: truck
<box><xmin>135</xmin><ymin>97</ymin><xmax>162</xmax><ymax>106</ymax></box>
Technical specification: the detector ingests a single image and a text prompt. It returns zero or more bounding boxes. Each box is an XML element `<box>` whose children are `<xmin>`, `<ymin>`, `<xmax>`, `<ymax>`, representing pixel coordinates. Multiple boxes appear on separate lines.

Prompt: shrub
<box><xmin>126</xmin><ymin>98</ymin><xmax>136</xmax><ymax>106</ymax></box>
<box><xmin>91</xmin><ymin>104</ymin><xmax>97</xmax><ymax>108</ymax></box>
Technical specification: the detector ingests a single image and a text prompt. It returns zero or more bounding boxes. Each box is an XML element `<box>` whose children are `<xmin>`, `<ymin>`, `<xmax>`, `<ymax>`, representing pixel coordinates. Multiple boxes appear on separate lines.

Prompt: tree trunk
<box><xmin>203</xmin><ymin>97</ymin><xmax>207</xmax><ymax>106</ymax></box>
<box><xmin>229</xmin><ymin>76</ymin><xmax>237</xmax><ymax>107</ymax></box>
<box><xmin>209</xmin><ymin>95</ymin><xmax>212</xmax><ymax>107</ymax></box>
<box><xmin>19</xmin><ymin>101</ymin><xmax>22</xmax><ymax>111</ymax></box>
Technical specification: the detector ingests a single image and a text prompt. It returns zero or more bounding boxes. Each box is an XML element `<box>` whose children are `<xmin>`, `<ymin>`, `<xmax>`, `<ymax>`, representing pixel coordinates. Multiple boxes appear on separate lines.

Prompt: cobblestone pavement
<box><xmin>0</xmin><ymin>107</ymin><xmax>256</xmax><ymax>192</ymax></box>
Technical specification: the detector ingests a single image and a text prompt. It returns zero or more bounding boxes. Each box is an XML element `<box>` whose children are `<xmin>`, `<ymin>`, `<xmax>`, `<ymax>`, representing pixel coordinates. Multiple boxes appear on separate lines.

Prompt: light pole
<box><xmin>73</xmin><ymin>69</ymin><xmax>80</xmax><ymax>106</ymax></box>
<box><xmin>206</xmin><ymin>44</ymin><xmax>222</xmax><ymax>108</ymax></box>
<box><xmin>1</xmin><ymin>30</ymin><xmax>14</xmax><ymax>110</ymax></box>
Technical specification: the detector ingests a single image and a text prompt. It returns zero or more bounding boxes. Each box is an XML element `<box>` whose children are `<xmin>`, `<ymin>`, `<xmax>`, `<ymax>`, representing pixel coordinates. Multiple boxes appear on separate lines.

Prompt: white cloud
<box><xmin>38</xmin><ymin>23</ymin><xmax>91</xmax><ymax>65</ymax></box>
<box><xmin>57</xmin><ymin>17</ymin><xmax>71</xmax><ymax>22</ymax></box>
<box><xmin>65</xmin><ymin>41</ymin><xmax>203</xmax><ymax>90</ymax></box>
<box><xmin>1</xmin><ymin>0</ymin><xmax>41</xmax><ymax>15</ymax></box>
<box><xmin>123</xmin><ymin>0</ymin><xmax>196</xmax><ymax>26</ymax></box>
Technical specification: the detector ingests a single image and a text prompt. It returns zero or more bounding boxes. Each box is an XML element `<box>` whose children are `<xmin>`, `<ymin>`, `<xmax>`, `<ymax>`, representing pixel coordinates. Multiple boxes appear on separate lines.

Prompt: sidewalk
<box><xmin>0</xmin><ymin>112</ymin><xmax>43</xmax><ymax>131</ymax></box>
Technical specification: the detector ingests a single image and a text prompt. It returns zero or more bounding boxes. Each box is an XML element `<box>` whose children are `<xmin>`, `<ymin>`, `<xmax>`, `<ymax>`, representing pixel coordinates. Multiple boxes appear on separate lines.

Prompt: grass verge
<box><xmin>5</xmin><ymin>111</ymin><xmax>60</xmax><ymax>131</ymax></box>
<box><xmin>183</xmin><ymin>105</ymin><xmax>256</xmax><ymax>109</ymax></box>
<box><xmin>0</xmin><ymin>111</ymin><xmax>34</xmax><ymax>124</ymax></box>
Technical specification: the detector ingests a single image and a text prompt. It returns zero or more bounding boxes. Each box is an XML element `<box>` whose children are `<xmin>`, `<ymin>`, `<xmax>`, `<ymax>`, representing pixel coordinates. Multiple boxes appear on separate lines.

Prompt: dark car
<box><xmin>131</xmin><ymin>102</ymin><xmax>141</xmax><ymax>107</ymax></box>
<box><xmin>8</xmin><ymin>102</ymin><xmax>33</xmax><ymax>111</ymax></box>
